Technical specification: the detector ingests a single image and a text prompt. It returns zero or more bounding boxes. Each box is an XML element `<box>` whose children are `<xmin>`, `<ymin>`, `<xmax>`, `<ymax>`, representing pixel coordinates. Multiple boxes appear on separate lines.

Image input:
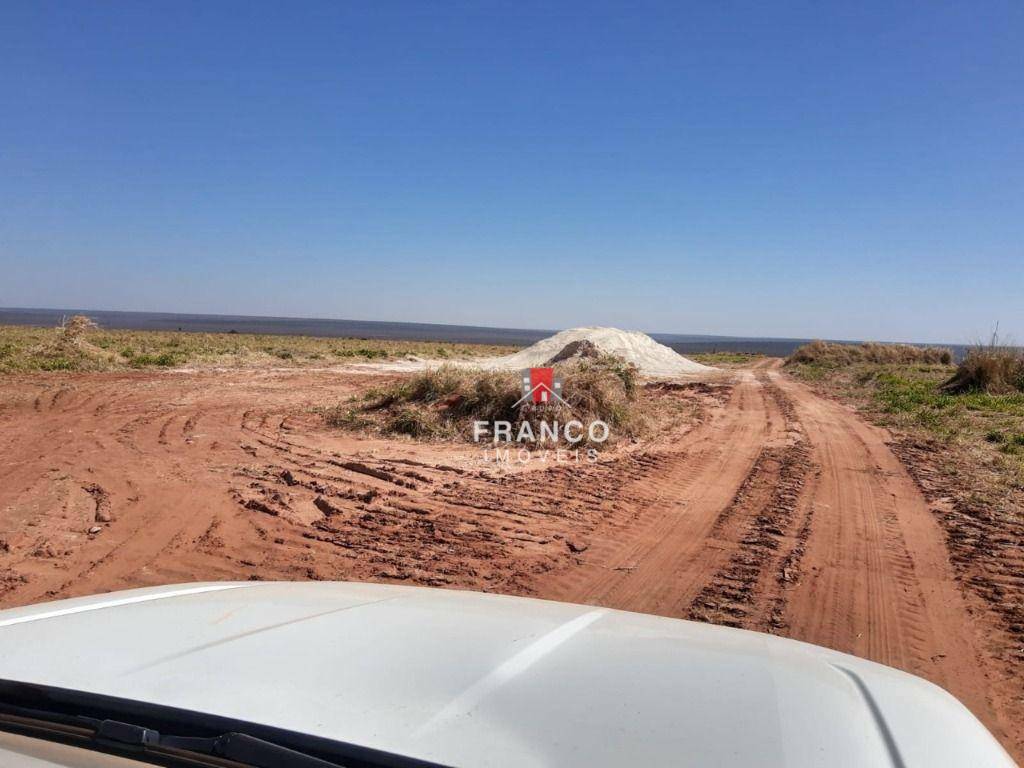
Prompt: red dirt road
<box><xmin>0</xmin><ymin>362</ymin><xmax>1020</xmax><ymax>759</ymax></box>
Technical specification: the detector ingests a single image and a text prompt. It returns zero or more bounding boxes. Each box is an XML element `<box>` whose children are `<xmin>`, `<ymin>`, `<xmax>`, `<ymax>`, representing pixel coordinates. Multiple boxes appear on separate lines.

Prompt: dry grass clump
<box><xmin>61</xmin><ymin>314</ymin><xmax>99</xmax><ymax>340</ymax></box>
<box><xmin>330</xmin><ymin>355</ymin><xmax>644</xmax><ymax>449</ymax></box>
<box><xmin>786</xmin><ymin>340</ymin><xmax>952</xmax><ymax>367</ymax></box>
<box><xmin>940</xmin><ymin>343</ymin><xmax>1024</xmax><ymax>395</ymax></box>
<box><xmin>370</xmin><ymin>367</ymin><xmax>523</xmax><ymax>433</ymax></box>
<box><xmin>24</xmin><ymin>315</ymin><xmax>116</xmax><ymax>371</ymax></box>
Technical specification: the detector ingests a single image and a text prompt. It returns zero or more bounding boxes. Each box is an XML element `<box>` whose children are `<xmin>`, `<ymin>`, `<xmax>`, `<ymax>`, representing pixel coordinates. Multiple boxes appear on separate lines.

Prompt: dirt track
<box><xmin>0</xmin><ymin>361</ymin><xmax>1020</xmax><ymax>759</ymax></box>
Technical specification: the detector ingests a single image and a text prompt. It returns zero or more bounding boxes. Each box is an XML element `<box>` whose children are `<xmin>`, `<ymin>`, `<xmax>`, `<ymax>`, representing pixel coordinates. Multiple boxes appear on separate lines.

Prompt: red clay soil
<box><xmin>0</xmin><ymin>360</ymin><xmax>1020</xmax><ymax>760</ymax></box>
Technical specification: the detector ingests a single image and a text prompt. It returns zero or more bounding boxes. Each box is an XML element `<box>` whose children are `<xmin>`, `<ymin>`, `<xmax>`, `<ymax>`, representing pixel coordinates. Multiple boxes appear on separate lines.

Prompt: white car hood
<box><xmin>0</xmin><ymin>581</ymin><xmax>1013</xmax><ymax>767</ymax></box>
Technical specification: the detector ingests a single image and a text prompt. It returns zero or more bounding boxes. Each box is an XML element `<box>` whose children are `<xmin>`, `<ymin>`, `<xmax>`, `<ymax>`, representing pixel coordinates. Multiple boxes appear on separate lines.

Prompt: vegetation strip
<box><xmin>0</xmin><ymin>319</ymin><xmax>513</xmax><ymax>373</ymax></box>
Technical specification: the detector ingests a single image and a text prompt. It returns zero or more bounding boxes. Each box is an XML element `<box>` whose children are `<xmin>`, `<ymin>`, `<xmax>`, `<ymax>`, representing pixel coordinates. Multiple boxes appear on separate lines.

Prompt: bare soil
<box><xmin>0</xmin><ymin>360</ymin><xmax>1020</xmax><ymax>760</ymax></box>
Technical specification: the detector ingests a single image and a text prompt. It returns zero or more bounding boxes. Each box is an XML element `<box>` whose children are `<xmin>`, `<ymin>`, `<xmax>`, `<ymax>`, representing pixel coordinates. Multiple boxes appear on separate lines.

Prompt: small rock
<box><xmin>566</xmin><ymin>539</ymin><xmax>588</xmax><ymax>554</ymax></box>
<box><xmin>87</xmin><ymin>526</ymin><xmax>102</xmax><ymax>535</ymax></box>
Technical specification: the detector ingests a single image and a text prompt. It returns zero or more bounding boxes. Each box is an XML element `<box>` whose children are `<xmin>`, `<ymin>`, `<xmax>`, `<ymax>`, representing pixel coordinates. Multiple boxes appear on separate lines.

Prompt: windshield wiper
<box><xmin>1</xmin><ymin>705</ymin><xmax>341</xmax><ymax>767</ymax></box>
<box><xmin>94</xmin><ymin>718</ymin><xmax>341</xmax><ymax>767</ymax></box>
<box><xmin>0</xmin><ymin>678</ymin><xmax>447</xmax><ymax>768</ymax></box>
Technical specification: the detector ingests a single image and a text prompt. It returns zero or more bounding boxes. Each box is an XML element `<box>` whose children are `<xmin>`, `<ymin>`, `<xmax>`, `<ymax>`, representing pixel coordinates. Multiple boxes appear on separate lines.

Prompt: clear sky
<box><xmin>1</xmin><ymin>1</ymin><xmax>1021</xmax><ymax>343</ymax></box>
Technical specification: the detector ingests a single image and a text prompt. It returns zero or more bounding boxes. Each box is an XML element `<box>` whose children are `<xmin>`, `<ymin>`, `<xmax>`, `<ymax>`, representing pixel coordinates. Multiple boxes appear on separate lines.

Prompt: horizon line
<box><xmin>0</xmin><ymin>305</ymin><xmax>968</xmax><ymax>349</ymax></box>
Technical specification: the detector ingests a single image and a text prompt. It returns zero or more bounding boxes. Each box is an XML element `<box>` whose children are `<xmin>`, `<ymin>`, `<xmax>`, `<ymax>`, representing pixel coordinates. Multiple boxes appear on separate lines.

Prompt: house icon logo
<box><xmin>514</xmin><ymin>367</ymin><xmax>567</xmax><ymax>407</ymax></box>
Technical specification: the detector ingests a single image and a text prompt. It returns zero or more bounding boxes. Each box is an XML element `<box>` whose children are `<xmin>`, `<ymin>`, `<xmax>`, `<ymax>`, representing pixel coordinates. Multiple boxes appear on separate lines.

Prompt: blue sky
<box><xmin>1</xmin><ymin>1</ymin><xmax>1021</xmax><ymax>343</ymax></box>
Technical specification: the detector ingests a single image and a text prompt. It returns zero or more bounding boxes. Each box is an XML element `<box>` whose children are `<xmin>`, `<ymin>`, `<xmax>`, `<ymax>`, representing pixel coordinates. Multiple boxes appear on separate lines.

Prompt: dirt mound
<box><xmin>477</xmin><ymin>327</ymin><xmax>714</xmax><ymax>377</ymax></box>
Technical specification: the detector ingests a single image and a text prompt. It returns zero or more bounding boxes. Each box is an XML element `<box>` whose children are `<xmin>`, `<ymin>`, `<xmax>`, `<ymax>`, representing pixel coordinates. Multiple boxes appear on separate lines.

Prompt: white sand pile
<box><xmin>476</xmin><ymin>327</ymin><xmax>714</xmax><ymax>377</ymax></box>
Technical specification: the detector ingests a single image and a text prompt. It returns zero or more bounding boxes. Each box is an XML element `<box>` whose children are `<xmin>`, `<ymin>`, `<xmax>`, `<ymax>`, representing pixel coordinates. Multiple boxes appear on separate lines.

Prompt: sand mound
<box><xmin>477</xmin><ymin>327</ymin><xmax>714</xmax><ymax>377</ymax></box>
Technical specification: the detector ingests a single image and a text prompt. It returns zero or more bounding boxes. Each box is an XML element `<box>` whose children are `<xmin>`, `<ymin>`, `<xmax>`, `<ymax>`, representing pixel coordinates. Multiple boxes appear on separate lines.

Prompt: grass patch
<box><xmin>0</xmin><ymin>321</ymin><xmax>514</xmax><ymax>373</ymax></box>
<box><xmin>326</xmin><ymin>355</ymin><xmax>646</xmax><ymax>449</ymax></box>
<box><xmin>127</xmin><ymin>352</ymin><xmax>179</xmax><ymax>368</ymax></box>
<box><xmin>318</xmin><ymin>405</ymin><xmax>373</xmax><ymax>430</ymax></box>
<box><xmin>332</xmin><ymin>347</ymin><xmax>389</xmax><ymax>359</ymax></box>
<box><xmin>38</xmin><ymin>357</ymin><xmax>76</xmax><ymax>371</ymax></box>
<box><xmin>786</xmin><ymin>339</ymin><xmax>952</xmax><ymax>367</ymax></box>
<box><xmin>690</xmin><ymin>351</ymin><xmax>766</xmax><ymax>365</ymax></box>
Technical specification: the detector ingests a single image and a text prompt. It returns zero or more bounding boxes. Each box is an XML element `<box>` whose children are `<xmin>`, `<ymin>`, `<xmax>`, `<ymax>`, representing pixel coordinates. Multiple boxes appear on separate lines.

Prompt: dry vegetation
<box><xmin>941</xmin><ymin>345</ymin><xmax>1024</xmax><ymax>395</ymax></box>
<box><xmin>786</xmin><ymin>339</ymin><xmax>953</xmax><ymax>366</ymax></box>
<box><xmin>321</xmin><ymin>355</ymin><xmax>650</xmax><ymax>449</ymax></box>
<box><xmin>0</xmin><ymin>320</ymin><xmax>514</xmax><ymax>374</ymax></box>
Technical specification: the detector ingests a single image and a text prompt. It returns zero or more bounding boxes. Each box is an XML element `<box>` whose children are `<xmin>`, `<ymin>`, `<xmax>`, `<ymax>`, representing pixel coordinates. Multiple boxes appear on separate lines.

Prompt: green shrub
<box><xmin>129</xmin><ymin>352</ymin><xmax>178</xmax><ymax>368</ymax></box>
<box><xmin>985</xmin><ymin>429</ymin><xmax>1005</xmax><ymax>443</ymax></box>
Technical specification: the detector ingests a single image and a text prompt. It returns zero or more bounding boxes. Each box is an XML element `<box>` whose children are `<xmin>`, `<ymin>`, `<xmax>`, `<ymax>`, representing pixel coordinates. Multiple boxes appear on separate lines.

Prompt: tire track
<box><xmin>538</xmin><ymin>369</ymin><xmax>785</xmax><ymax>616</ymax></box>
<box><xmin>687</xmin><ymin>375</ymin><xmax>814</xmax><ymax>631</ymax></box>
<box><xmin>771</xmin><ymin>366</ymin><xmax>1014</xmax><ymax>753</ymax></box>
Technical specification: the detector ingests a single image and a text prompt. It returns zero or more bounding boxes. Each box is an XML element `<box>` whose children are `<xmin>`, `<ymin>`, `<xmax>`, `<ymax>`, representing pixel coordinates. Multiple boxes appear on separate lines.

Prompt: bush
<box><xmin>60</xmin><ymin>315</ymin><xmax>98</xmax><ymax>341</ymax></box>
<box><xmin>940</xmin><ymin>347</ymin><xmax>1024</xmax><ymax>394</ymax></box>
<box><xmin>328</xmin><ymin>355</ymin><xmax>644</xmax><ymax>448</ymax></box>
<box><xmin>786</xmin><ymin>340</ymin><xmax>953</xmax><ymax>367</ymax></box>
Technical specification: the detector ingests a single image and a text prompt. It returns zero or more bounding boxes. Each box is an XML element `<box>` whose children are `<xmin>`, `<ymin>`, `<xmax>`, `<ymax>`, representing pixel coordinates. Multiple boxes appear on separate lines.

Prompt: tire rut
<box><xmin>688</xmin><ymin>375</ymin><xmax>815</xmax><ymax>631</ymax></box>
